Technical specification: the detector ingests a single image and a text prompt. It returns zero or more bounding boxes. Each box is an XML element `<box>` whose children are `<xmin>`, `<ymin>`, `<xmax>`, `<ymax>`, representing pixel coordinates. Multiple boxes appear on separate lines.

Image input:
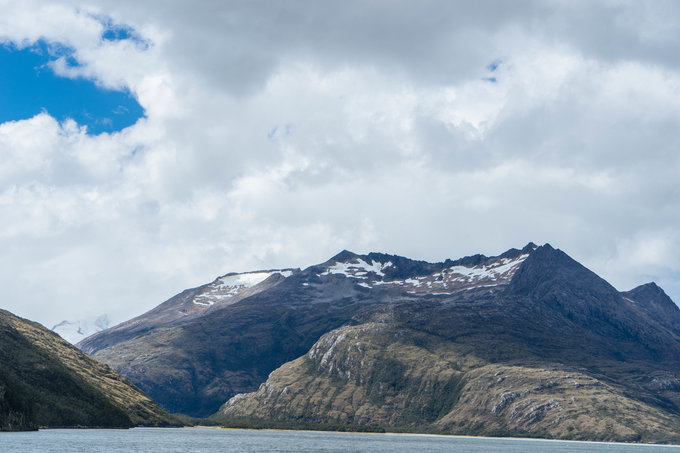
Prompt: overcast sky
<box><xmin>1</xmin><ymin>0</ymin><xmax>679</xmax><ymax>329</ymax></box>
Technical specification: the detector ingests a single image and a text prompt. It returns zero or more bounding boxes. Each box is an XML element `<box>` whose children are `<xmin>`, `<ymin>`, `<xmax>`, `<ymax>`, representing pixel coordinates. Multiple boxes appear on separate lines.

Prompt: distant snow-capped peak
<box><xmin>52</xmin><ymin>314</ymin><xmax>111</xmax><ymax>344</ymax></box>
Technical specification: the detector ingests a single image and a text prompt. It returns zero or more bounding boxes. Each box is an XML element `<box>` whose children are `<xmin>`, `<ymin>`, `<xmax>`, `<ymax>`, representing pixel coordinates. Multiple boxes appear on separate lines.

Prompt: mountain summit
<box><xmin>79</xmin><ymin>244</ymin><xmax>680</xmax><ymax>441</ymax></box>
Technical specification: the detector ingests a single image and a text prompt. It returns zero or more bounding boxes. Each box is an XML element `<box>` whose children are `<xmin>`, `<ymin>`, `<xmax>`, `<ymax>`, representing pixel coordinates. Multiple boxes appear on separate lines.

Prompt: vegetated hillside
<box><xmin>219</xmin><ymin>245</ymin><xmax>680</xmax><ymax>443</ymax></box>
<box><xmin>0</xmin><ymin>309</ymin><xmax>177</xmax><ymax>431</ymax></box>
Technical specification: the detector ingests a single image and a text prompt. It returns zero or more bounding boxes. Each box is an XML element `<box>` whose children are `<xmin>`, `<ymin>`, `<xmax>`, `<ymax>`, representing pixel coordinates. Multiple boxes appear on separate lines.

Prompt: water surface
<box><xmin>2</xmin><ymin>427</ymin><xmax>680</xmax><ymax>452</ymax></box>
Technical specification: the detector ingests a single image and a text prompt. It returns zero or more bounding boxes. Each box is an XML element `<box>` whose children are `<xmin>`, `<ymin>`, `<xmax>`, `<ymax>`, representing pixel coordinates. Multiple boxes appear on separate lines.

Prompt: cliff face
<box><xmin>0</xmin><ymin>309</ymin><xmax>176</xmax><ymax>430</ymax></box>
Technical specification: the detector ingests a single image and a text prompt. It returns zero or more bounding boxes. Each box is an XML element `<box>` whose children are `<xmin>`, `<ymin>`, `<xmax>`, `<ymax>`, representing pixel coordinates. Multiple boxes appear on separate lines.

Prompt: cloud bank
<box><xmin>1</xmin><ymin>0</ymin><xmax>679</xmax><ymax>327</ymax></box>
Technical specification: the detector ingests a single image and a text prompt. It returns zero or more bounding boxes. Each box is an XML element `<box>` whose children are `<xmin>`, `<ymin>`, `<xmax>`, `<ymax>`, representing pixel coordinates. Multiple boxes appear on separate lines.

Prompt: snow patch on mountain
<box><xmin>194</xmin><ymin>270</ymin><xmax>293</xmax><ymax>306</ymax></box>
<box><xmin>52</xmin><ymin>314</ymin><xmax>111</xmax><ymax>344</ymax></box>
<box><xmin>321</xmin><ymin>259</ymin><xmax>393</xmax><ymax>279</ymax></box>
<box><xmin>219</xmin><ymin>271</ymin><xmax>293</xmax><ymax>288</ymax></box>
<box><xmin>446</xmin><ymin>254</ymin><xmax>530</xmax><ymax>283</ymax></box>
<box><xmin>371</xmin><ymin>253</ymin><xmax>530</xmax><ymax>294</ymax></box>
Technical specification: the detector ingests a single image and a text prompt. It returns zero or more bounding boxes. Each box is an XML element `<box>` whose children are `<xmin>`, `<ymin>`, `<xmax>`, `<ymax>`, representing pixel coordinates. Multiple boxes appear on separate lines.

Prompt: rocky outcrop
<box><xmin>221</xmin><ymin>321</ymin><xmax>680</xmax><ymax>443</ymax></box>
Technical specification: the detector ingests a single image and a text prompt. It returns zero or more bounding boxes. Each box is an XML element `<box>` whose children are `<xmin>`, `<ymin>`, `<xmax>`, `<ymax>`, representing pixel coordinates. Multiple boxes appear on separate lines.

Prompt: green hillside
<box><xmin>0</xmin><ymin>309</ymin><xmax>177</xmax><ymax>430</ymax></box>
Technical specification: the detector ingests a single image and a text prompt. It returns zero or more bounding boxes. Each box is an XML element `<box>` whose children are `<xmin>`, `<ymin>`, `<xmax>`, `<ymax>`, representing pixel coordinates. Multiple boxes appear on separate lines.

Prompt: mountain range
<box><xmin>78</xmin><ymin>243</ymin><xmax>680</xmax><ymax>442</ymax></box>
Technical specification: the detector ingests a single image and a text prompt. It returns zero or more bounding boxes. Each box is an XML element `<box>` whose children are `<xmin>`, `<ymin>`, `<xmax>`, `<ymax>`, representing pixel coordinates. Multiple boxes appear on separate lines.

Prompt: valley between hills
<box><xmin>4</xmin><ymin>243</ymin><xmax>680</xmax><ymax>444</ymax></box>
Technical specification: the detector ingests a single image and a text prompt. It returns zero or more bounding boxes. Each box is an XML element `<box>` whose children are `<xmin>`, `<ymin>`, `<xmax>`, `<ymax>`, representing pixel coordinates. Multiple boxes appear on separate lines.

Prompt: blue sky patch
<box><xmin>102</xmin><ymin>25</ymin><xmax>135</xmax><ymax>42</ymax></box>
<box><xmin>487</xmin><ymin>59</ymin><xmax>502</xmax><ymax>72</ymax></box>
<box><xmin>483</xmin><ymin>59</ymin><xmax>502</xmax><ymax>83</ymax></box>
<box><xmin>0</xmin><ymin>40</ymin><xmax>144</xmax><ymax>135</ymax></box>
<box><xmin>96</xmin><ymin>15</ymin><xmax>149</xmax><ymax>49</ymax></box>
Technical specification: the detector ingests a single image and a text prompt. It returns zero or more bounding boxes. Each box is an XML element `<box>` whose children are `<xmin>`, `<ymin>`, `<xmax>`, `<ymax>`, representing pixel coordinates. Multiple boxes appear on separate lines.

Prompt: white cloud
<box><xmin>0</xmin><ymin>0</ymin><xmax>679</xmax><ymax>328</ymax></box>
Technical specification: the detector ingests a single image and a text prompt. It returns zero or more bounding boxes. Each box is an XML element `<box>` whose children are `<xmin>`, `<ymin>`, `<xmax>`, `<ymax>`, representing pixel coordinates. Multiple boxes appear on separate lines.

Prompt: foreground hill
<box><xmin>221</xmin><ymin>323</ymin><xmax>680</xmax><ymax>442</ymax></box>
<box><xmin>81</xmin><ymin>243</ymin><xmax>680</xmax><ymax>441</ymax></box>
<box><xmin>0</xmin><ymin>309</ymin><xmax>177</xmax><ymax>430</ymax></box>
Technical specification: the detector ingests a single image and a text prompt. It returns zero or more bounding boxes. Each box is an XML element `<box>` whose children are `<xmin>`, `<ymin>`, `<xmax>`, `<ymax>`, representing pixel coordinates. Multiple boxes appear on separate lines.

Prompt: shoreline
<box><xmin>182</xmin><ymin>425</ymin><xmax>680</xmax><ymax>447</ymax></box>
<box><xmin>18</xmin><ymin>426</ymin><xmax>680</xmax><ymax>448</ymax></box>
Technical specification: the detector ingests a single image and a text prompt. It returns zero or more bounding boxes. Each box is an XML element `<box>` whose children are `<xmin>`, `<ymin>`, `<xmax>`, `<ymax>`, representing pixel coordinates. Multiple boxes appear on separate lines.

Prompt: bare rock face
<box><xmin>80</xmin><ymin>243</ymin><xmax>680</xmax><ymax>443</ymax></box>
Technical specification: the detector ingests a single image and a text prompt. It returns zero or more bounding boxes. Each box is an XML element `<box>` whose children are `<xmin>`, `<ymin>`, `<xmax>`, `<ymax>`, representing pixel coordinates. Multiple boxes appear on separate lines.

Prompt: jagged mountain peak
<box><xmin>329</xmin><ymin>249</ymin><xmax>360</xmax><ymax>262</ymax></box>
<box><xmin>622</xmin><ymin>282</ymin><xmax>680</xmax><ymax>334</ymax></box>
<box><xmin>625</xmin><ymin>281</ymin><xmax>674</xmax><ymax>306</ymax></box>
<box><xmin>507</xmin><ymin>243</ymin><xmax>614</xmax><ymax>296</ymax></box>
<box><xmin>316</xmin><ymin>250</ymin><xmax>438</xmax><ymax>282</ymax></box>
<box><xmin>325</xmin><ymin>243</ymin><xmax>540</xmax><ymax>273</ymax></box>
<box><xmin>525</xmin><ymin>241</ymin><xmax>539</xmax><ymax>250</ymax></box>
<box><xmin>500</xmin><ymin>241</ymin><xmax>539</xmax><ymax>258</ymax></box>
<box><xmin>441</xmin><ymin>242</ymin><xmax>538</xmax><ymax>268</ymax></box>
<box><xmin>504</xmin><ymin>244</ymin><xmax>677</xmax><ymax>346</ymax></box>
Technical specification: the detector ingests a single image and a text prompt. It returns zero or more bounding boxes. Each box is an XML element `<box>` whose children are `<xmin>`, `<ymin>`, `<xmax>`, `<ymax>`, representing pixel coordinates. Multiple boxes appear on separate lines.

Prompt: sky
<box><xmin>0</xmin><ymin>40</ymin><xmax>144</xmax><ymax>134</ymax></box>
<box><xmin>1</xmin><ymin>0</ymin><xmax>679</xmax><ymax>330</ymax></box>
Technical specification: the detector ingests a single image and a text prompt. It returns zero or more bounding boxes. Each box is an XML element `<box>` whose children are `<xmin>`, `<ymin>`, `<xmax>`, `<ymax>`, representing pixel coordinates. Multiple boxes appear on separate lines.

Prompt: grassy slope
<box><xmin>0</xmin><ymin>309</ymin><xmax>177</xmax><ymax>430</ymax></box>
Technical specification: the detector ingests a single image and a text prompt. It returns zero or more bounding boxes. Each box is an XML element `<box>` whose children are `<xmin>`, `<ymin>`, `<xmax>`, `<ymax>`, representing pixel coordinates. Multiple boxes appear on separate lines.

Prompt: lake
<box><xmin>2</xmin><ymin>427</ymin><xmax>680</xmax><ymax>452</ymax></box>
